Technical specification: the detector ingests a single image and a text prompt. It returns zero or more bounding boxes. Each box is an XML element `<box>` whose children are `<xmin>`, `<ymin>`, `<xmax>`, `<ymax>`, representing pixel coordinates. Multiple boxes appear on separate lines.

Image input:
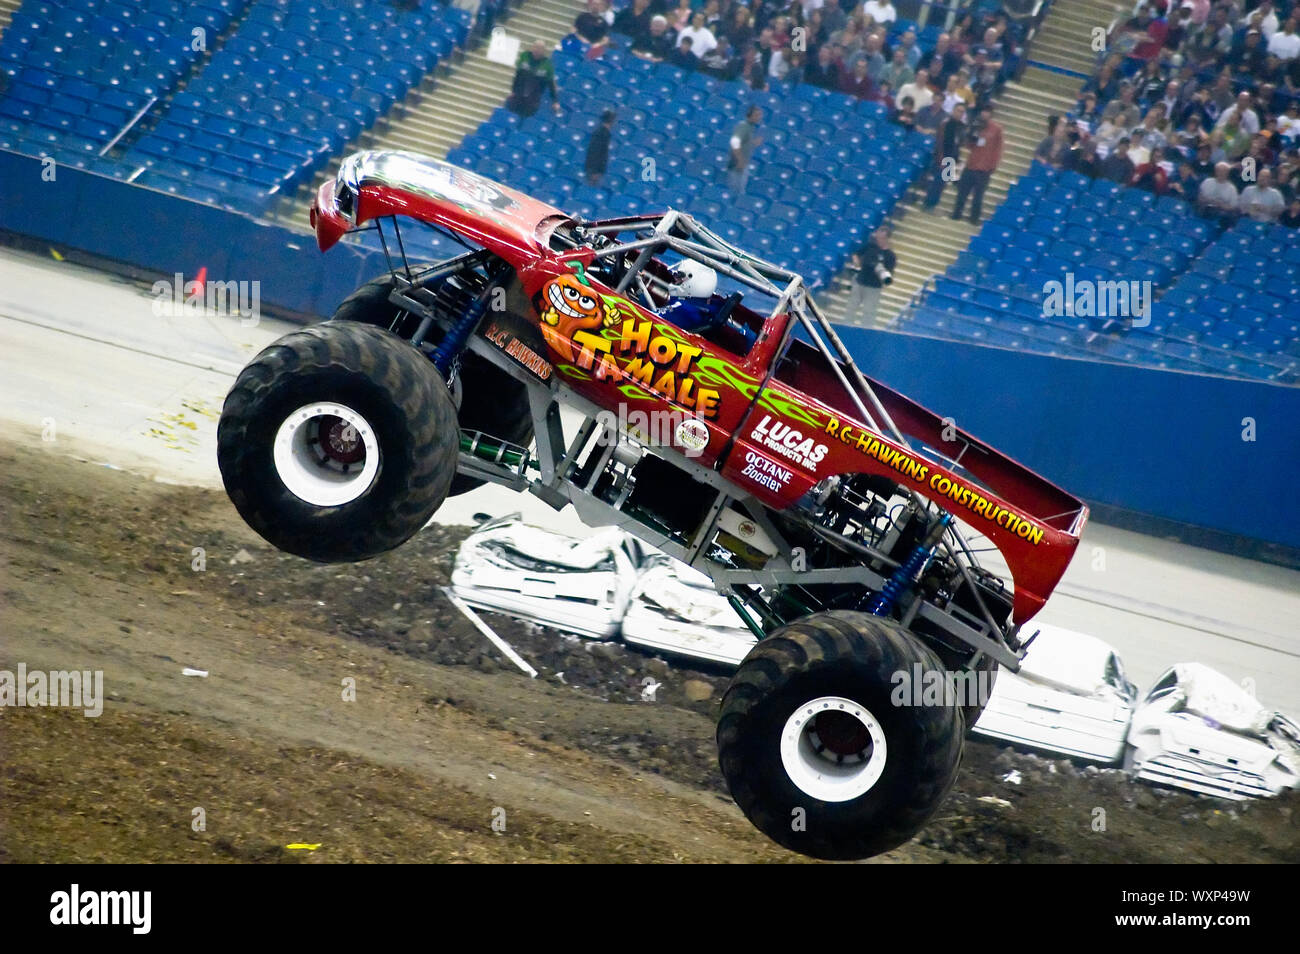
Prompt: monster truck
<box><xmin>217</xmin><ymin>150</ymin><xmax>1088</xmax><ymax>860</ymax></box>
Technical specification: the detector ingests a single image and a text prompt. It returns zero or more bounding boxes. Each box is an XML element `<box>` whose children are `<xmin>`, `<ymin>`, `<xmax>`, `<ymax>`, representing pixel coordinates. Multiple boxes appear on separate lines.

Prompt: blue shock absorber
<box><xmin>868</xmin><ymin>514</ymin><xmax>953</xmax><ymax>616</ymax></box>
<box><xmin>431</xmin><ymin>283</ymin><xmax>493</xmax><ymax>377</ymax></box>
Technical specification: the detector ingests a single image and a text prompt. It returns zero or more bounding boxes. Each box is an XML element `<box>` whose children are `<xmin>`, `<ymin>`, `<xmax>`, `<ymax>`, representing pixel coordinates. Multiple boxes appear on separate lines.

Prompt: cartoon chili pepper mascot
<box><xmin>536</xmin><ymin>268</ymin><xmax>620</xmax><ymax>361</ymax></box>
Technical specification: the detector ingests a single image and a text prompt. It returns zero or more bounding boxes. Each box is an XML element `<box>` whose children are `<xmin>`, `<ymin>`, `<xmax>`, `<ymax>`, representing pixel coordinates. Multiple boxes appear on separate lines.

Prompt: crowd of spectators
<box><xmin>1047</xmin><ymin>0</ymin><xmax>1300</xmax><ymax>228</ymax></box>
<box><xmin>565</xmin><ymin>0</ymin><xmax>1024</xmax><ymax>122</ymax></box>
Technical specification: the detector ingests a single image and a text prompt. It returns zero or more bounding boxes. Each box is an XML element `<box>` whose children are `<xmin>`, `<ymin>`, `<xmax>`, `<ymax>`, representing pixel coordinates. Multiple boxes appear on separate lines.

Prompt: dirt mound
<box><xmin>1</xmin><ymin>439</ymin><xmax>1294</xmax><ymax>863</ymax></box>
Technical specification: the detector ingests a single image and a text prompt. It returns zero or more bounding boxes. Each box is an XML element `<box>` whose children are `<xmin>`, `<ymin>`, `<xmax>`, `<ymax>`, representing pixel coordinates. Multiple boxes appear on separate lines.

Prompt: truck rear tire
<box><xmin>217</xmin><ymin>321</ymin><xmax>458</xmax><ymax>562</ymax></box>
<box><xmin>717</xmin><ymin>611</ymin><xmax>964</xmax><ymax>860</ymax></box>
<box><xmin>331</xmin><ymin>272</ymin><xmax>532</xmax><ymax>495</ymax></box>
<box><xmin>962</xmin><ymin>655</ymin><xmax>998</xmax><ymax>732</ymax></box>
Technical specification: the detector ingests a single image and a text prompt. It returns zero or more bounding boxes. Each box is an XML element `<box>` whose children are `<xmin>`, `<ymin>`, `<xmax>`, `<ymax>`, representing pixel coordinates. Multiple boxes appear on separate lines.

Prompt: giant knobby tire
<box><xmin>331</xmin><ymin>273</ymin><xmax>532</xmax><ymax>495</ymax></box>
<box><xmin>717</xmin><ymin>612</ymin><xmax>964</xmax><ymax>860</ymax></box>
<box><xmin>963</xmin><ymin>654</ymin><xmax>998</xmax><ymax>733</ymax></box>
<box><xmin>217</xmin><ymin>320</ymin><xmax>458</xmax><ymax>563</ymax></box>
<box><xmin>931</xmin><ymin>641</ymin><xmax>1000</xmax><ymax>734</ymax></box>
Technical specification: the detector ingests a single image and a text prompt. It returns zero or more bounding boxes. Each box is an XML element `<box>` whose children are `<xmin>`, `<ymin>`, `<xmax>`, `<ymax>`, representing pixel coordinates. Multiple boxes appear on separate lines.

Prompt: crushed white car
<box><xmin>972</xmin><ymin>624</ymin><xmax>1137</xmax><ymax>764</ymax></box>
<box><xmin>621</xmin><ymin>558</ymin><xmax>758</xmax><ymax>666</ymax></box>
<box><xmin>451</xmin><ymin>516</ymin><xmax>756</xmax><ymax>661</ymax></box>
<box><xmin>449</xmin><ymin>514</ymin><xmax>641</xmax><ymax>639</ymax></box>
<box><xmin>1125</xmin><ymin>663</ymin><xmax>1300</xmax><ymax>800</ymax></box>
<box><xmin>453</xmin><ymin>520</ymin><xmax>1300</xmax><ymax>802</ymax></box>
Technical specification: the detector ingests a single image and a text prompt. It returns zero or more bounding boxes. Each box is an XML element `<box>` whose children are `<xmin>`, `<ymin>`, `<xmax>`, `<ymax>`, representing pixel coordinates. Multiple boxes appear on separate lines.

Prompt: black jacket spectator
<box><xmin>738</xmin><ymin>48</ymin><xmax>767</xmax><ymax>90</ymax></box>
<box><xmin>852</xmin><ymin>238</ymin><xmax>896</xmax><ymax>288</ymax></box>
<box><xmin>933</xmin><ymin>47</ymin><xmax>964</xmax><ymax>86</ymax></box>
<box><xmin>1163</xmin><ymin>8</ymin><xmax>1192</xmax><ymax>50</ymax></box>
<box><xmin>631</xmin><ymin>26</ymin><xmax>675</xmax><ymax>61</ymax></box>
<box><xmin>671</xmin><ymin>41</ymin><xmax>699</xmax><ymax>70</ymax></box>
<box><xmin>915</xmin><ymin>101</ymin><xmax>946</xmax><ymax>135</ymax></box>
<box><xmin>506</xmin><ymin>45</ymin><xmax>560</xmax><ymax>117</ymax></box>
<box><xmin>1068</xmin><ymin>144</ymin><xmax>1102</xmax><ymax>178</ymax></box>
<box><xmin>1191</xmin><ymin>150</ymin><xmax>1216</xmax><ymax>180</ymax></box>
<box><xmin>720</xmin><ymin>12</ymin><xmax>754</xmax><ymax>50</ymax></box>
<box><xmin>613</xmin><ymin>0</ymin><xmax>653</xmax><ymax>38</ymax></box>
<box><xmin>936</xmin><ymin>112</ymin><xmax>965</xmax><ymax>160</ymax></box>
<box><xmin>575</xmin><ymin>10</ymin><xmax>608</xmax><ymax>44</ymax></box>
<box><xmin>1228</xmin><ymin>30</ymin><xmax>1269</xmax><ymax>79</ymax></box>
<box><xmin>1137</xmin><ymin>71</ymin><xmax>1166</xmax><ymax>108</ymax></box>
<box><xmin>1177</xmin><ymin>92</ymin><xmax>1213</xmax><ymax>130</ymax></box>
<box><xmin>584</xmin><ymin>111</ymin><xmax>614</xmax><ymax>182</ymax></box>
<box><xmin>1100</xmin><ymin>146</ymin><xmax>1135</xmax><ymax>184</ymax></box>
<box><xmin>804</xmin><ymin>51</ymin><xmax>842</xmax><ymax>90</ymax></box>
<box><xmin>1166</xmin><ymin>163</ymin><xmax>1201</xmax><ymax>201</ymax></box>
<box><xmin>1082</xmin><ymin>68</ymin><xmax>1120</xmax><ymax>103</ymax></box>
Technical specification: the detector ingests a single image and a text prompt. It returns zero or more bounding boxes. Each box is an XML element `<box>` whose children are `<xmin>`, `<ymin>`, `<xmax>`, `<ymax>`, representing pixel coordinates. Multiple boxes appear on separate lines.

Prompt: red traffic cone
<box><xmin>194</xmin><ymin>266</ymin><xmax>207</xmax><ymax>295</ymax></box>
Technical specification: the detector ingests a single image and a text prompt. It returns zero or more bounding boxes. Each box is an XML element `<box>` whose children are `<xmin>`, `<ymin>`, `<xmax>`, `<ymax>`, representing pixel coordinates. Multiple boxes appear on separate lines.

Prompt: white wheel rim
<box><xmin>780</xmin><ymin>695</ymin><xmax>887</xmax><ymax>803</ymax></box>
<box><xmin>272</xmin><ymin>402</ymin><xmax>380</xmax><ymax>507</ymax></box>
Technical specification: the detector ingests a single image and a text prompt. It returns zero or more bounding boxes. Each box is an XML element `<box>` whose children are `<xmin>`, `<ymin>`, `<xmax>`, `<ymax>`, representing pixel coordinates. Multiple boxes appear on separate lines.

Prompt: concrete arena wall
<box><xmin>4</xmin><ymin>150</ymin><xmax>1298</xmax><ymax>552</ymax></box>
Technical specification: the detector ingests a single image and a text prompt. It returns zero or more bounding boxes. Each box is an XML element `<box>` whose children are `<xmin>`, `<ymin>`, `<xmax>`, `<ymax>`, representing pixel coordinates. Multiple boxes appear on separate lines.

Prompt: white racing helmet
<box><xmin>669</xmin><ymin>259</ymin><xmax>718</xmax><ymax>298</ymax></box>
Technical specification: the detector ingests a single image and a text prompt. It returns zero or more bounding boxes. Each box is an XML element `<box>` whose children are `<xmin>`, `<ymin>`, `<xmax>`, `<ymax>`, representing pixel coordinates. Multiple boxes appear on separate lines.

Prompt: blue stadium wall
<box><xmin>838</xmin><ymin>326</ymin><xmax>1300</xmax><ymax>558</ymax></box>
<box><xmin>0</xmin><ymin>150</ymin><xmax>387</xmax><ymax>317</ymax></box>
<box><xmin>5</xmin><ymin>151</ymin><xmax>1299</xmax><ymax>555</ymax></box>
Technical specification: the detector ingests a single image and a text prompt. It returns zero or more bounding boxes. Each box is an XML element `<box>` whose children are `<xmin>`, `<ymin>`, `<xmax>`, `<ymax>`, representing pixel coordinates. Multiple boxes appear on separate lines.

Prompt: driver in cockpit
<box><xmin>660</xmin><ymin>261</ymin><xmax>757</xmax><ymax>347</ymax></box>
<box><xmin>660</xmin><ymin>260</ymin><xmax>717</xmax><ymax>329</ymax></box>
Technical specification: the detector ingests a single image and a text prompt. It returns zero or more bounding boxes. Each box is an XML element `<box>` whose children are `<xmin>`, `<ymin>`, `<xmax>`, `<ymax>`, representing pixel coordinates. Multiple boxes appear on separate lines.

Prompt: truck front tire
<box><xmin>331</xmin><ymin>272</ymin><xmax>533</xmax><ymax>496</ymax></box>
<box><xmin>217</xmin><ymin>321</ymin><xmax>458</xmax><ymax>562</ymax></box>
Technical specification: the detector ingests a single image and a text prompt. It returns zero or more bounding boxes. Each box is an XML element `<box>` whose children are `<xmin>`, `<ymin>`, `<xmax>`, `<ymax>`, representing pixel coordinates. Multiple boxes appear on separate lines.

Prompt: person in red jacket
<box><xmin>1128</xmin><ymin>3</ymin><xmax>1169</xmax><ymax>61</ymax></box>
<box><xmin>950</xmin><ymin>105</ymin><xmax>1002</xmax><ymax>223</ymax></box>
<box><xmin>839</xmin><ymin>57</ymin><xmax>877</xmax><ymax>100</ymax></box>
<box><xmin>1130</xmin><ymin>146</ymin><xmax>1171</xmax><ymax>194</ymax></box>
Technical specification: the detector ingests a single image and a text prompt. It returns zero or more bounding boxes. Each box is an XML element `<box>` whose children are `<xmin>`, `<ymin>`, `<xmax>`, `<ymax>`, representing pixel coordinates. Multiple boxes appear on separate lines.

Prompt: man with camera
<box><xmin>951</xmin><ymin>105</ymin><xmax>1003</xmax><ymax>224</ymax></box>
<box><xmin>845</xmin><ymin>225</ymin><xmax>896</xmax><ymax>325</ymax></box>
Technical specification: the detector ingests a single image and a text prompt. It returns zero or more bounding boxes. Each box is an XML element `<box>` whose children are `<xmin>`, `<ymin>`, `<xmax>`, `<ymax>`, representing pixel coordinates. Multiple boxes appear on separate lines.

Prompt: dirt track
<box><xmin>0</xmin><ymin>436</ymin><xmax>1295</xmax><ymax>863</ymax></box>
